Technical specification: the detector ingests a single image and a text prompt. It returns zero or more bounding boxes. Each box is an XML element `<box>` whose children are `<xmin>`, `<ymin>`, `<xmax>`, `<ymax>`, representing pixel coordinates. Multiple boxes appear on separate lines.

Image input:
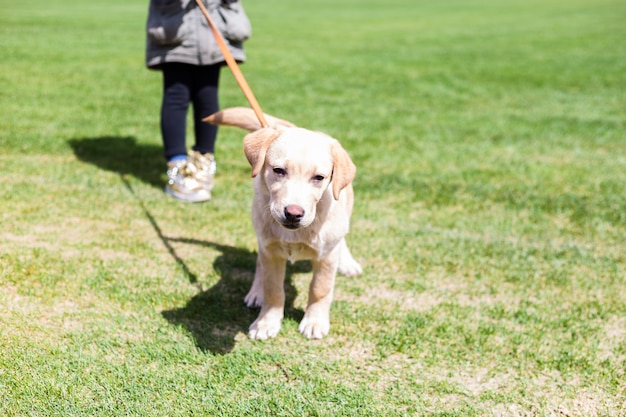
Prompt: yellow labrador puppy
<box><xmin>205</xmin><ymin>107</ymin><xmax>362</xmax><ymax>339</ymax></box>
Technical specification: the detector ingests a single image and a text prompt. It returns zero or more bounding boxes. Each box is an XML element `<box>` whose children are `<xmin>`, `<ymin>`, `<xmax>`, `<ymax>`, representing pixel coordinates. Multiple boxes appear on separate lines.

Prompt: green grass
<box><xmin>1</xmin><ymin>0</ymin><xmax>625</xmax><ymax>415</ymax></box>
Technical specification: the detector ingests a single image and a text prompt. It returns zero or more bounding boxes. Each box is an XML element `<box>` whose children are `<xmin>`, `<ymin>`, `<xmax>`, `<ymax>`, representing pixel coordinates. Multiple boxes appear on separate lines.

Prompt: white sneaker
<box><xmin>188</xmin><ymin>150</ymin><xmax>216</xmax><ymax>193</ymax></box>
<box><xmin>164</xmin><ymin>159</ymin><xmax>211</xmax><ymax>203</ymax></box>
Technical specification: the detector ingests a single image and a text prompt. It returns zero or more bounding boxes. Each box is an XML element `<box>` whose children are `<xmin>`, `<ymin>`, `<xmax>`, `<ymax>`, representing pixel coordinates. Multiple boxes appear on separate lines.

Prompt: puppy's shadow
<box><xmin>162</xmin><ymin>238</ymin><xmax>309</xmax><ymax>354</ymax></box>
<box><xmin>67</xmin><ymin>137</ymin><xmax>308</xmax><ymax>354</ymax></box>
<box><xmin>68</xmin><ymin>136</ymin><xmax>164</xmax><ymax>187</ymax></box>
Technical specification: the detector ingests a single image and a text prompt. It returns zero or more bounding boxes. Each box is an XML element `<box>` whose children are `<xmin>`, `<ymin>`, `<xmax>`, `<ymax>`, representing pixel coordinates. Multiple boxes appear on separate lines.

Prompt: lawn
<box><xmin>1</xmin><ymin>0</ymin><xmax>625</xmax><ymax>415</ymax></box>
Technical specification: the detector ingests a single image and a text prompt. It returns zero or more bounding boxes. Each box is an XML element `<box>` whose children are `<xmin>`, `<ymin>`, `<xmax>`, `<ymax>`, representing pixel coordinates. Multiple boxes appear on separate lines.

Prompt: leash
<box><xmin>195</xmin><ymin>0</ymin><xmax>269</xmax><ymax>128</ymax></box>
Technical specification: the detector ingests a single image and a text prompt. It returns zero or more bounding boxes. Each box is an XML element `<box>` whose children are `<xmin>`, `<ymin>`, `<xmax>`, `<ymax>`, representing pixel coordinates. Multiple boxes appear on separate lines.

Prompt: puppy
<box><xmin>205</xmin><ymin>107</ymin><xmax>363</xmax><ymax>339</ymax></box>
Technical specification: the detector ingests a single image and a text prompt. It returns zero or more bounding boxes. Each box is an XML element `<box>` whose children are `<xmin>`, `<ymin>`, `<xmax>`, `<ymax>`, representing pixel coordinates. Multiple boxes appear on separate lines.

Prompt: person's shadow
<box><xmin>67</xmin><ymin>136</ymin><xmax>307</xmax><ymax>354</ymax></box>
<box><xmin>68</xmin><ymin>136</ymin><xmax>165</xmax><ymax>187</ymax></box>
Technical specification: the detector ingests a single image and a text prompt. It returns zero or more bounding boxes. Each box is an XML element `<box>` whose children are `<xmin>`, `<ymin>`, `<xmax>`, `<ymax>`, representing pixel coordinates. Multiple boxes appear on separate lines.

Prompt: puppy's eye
<box><xmin>312</xmin><ymin>175</ymin><xmax>325</xmax><ymax>182</ymax></box>
<box><xmin>273</xmin><ymin>167</ymin><xmax>286</xmax><ymax>177</ymax></box>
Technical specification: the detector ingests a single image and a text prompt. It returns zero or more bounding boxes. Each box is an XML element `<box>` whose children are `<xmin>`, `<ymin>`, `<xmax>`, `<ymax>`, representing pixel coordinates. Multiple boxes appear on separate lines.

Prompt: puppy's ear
<box><xmin>243</xmin><ymin>128</ymin><xmax>282</xmax><ymax>177</ymax></box>
<box><xmin>330</xmin><ymin>140</ymin><xmax>357</xmax><ymax>200</ymax></box>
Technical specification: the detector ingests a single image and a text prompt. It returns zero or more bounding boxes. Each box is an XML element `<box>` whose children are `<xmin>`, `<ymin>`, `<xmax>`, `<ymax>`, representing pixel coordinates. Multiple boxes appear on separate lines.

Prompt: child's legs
<box><xmin>191</xmin><ymin>64</ymin><xmax>221</xmax><ymax>155</ymax></box>
<box><xmin>161</xmin><ymin>63</ymin><xmax>192</xmax><ymax>160</ymax></box>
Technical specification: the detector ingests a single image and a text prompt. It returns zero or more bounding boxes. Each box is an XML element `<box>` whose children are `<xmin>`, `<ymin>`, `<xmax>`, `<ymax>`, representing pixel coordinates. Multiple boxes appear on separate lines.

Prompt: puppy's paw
<box><xmin>248</xmin><ymin>317</ymin><xmax>281</xmax><ymax>340</ymax></box>
<box><xmin>298</xmin><ymin>316</ymin><xmax>330</xmax><ymax>339</ymax></box>
<box><xmin>338</xmin><ymin>256</ymin><xmax>363</xmax><ymax>277</ymax></box>
<box><xmin>244</xmin><ymin>286</ymin><xmax>264</xmax><ymax>308</ymax></box>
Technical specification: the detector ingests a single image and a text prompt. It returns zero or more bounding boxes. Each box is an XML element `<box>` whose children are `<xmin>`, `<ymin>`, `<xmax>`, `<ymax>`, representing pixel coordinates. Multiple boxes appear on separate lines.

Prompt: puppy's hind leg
<box><xmin>244</xmin><ymin>256</ymin><xmax>264</xmax><ymax>308</ymax></box>
<box><xmin>337</xmin><ymin>238</ymin><xmax>362</xmax><ymax>277</ymax></box>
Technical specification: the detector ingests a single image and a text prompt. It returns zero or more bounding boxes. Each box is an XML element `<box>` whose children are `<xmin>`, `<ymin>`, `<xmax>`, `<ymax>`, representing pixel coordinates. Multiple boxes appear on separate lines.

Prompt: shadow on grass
<box><xmin>161</xmin><ymin>242</ymin><xmax>308</xmax><ymax>354</ymax></box>
<box><xmin>68</xmin><ymin>135</ymin><xmax>307</xmax><ymax>354</ymax></box>
<box><xmin>67</xmin><ymin>136</ymin><xmax>164</xmax><ymax>188</ymax></box>
<box><xmin>118</xmin><ymin>172</ymin><xmax>307</xmax><ymax>354</ymax></box>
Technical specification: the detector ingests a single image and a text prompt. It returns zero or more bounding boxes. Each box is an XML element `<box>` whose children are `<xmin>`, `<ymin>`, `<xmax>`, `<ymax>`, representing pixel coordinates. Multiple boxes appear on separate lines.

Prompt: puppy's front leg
<box><xmin>248</xmin><ymin>250</ymin><xmax>286</xmax><ymax>340</ymax></box>
<box><xmin>298</xmin><ymin>250</ymin><xmax>339</xmax><ymax>339</ymax></box>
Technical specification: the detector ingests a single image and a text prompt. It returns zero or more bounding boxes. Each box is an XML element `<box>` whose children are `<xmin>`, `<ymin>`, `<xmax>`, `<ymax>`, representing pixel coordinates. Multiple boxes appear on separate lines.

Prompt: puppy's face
<box><xmin>262</xmin><ymin>129</ymin><xmax>334</xmax><ymax>230</ymax></box>
<box><xmin>244</xmin><ymin>127</ymin><xmax>357</xmax><ymax>231</ymax></box>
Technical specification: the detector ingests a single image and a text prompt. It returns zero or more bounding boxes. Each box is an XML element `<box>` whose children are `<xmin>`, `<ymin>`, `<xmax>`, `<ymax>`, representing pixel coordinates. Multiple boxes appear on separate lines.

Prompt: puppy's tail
<box><xmin>203</xmin><ymin>107</ymin><xmax>295</xmax><ymax>132</ymax></box>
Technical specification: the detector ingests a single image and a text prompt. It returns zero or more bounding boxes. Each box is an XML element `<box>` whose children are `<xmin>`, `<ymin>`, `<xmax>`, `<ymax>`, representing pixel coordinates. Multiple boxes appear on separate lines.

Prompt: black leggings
<box><xmin>160</xmin><ymin>62</ymin><xmax>221</xmax><ymax>160</ymax></box>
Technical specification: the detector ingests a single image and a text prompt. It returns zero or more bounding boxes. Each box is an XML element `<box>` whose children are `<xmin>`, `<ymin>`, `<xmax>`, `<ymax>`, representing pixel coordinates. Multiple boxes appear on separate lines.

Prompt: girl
<box><xmin>146</xmin><ymin>0</ymin><xmax>251</xmax><ymax>202</ymax></box>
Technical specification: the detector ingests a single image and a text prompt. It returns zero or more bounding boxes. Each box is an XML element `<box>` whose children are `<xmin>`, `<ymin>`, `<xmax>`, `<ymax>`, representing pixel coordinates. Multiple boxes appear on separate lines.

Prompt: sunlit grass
<box><xmin>1</xmin><ymin>0</ymin><xmax>625</xmax><ymax>415</ymax></box>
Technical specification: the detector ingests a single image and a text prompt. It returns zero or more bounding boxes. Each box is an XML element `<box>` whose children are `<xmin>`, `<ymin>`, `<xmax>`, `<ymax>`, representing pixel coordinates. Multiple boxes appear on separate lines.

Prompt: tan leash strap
<box><xmin>195</xmin><ymin>0</ymin><xmax>269</xmax><ymax>128</ymax></box>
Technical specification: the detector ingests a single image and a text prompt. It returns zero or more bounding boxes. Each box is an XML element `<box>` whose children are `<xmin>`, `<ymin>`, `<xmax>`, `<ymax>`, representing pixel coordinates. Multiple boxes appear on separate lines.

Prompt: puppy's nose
<box><xmin>284</xmin><ymin>205</ymin><xmax>305</xmax><ymax>221</ymax></box>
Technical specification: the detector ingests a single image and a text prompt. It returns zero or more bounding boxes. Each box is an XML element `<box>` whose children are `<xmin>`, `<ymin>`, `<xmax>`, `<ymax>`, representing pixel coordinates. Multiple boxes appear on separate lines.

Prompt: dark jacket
<box><xmin>146</xmin><ymin>0</ymin><xmax>251</xmax><ymax>69</ymax></box>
